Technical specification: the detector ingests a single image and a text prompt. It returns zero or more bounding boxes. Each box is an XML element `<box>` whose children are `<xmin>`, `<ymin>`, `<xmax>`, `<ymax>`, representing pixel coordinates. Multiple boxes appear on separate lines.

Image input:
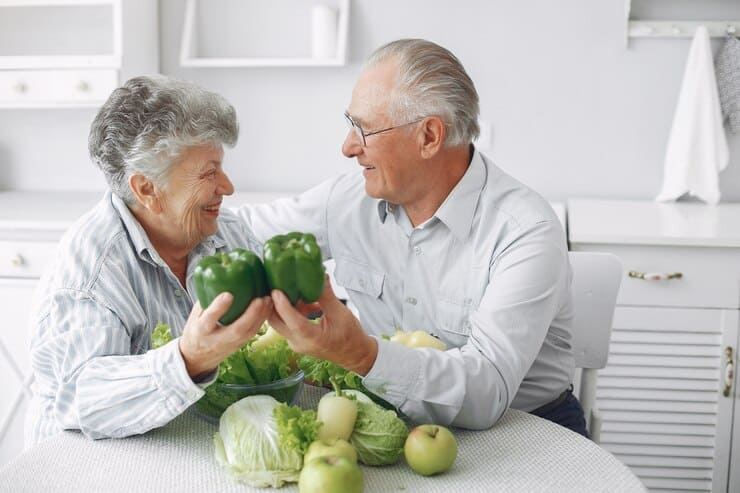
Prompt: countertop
<box><xmin>568</xmin><ymin>198</ymin><xmax>740</xmax><ymax>248</ymax></box>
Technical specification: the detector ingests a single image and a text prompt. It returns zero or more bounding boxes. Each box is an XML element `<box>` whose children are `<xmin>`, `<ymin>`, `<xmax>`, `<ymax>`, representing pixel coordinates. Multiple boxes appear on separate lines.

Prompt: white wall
<box><xmin>1</xmin><ymin>0</ymin><xmax>739</xmax><ymax>202</ymax></box>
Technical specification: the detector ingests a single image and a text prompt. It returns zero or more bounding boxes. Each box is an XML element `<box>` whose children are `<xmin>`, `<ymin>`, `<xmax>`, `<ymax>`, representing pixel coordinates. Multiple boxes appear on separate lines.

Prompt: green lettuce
<box><xmin>274</xmin><ymin>402</ymin><xmax>320</xmax><ymax>455</ymax></box>
<box><xmin>151</xmin><ymin>322</ymin><xmax>173</xmax><ymax>349</ymax></box>
<box><xmin>350</xmin><ymin>400</ymin><xmax>408</xmax><ymax>466</ymax></box>
<box><xmin>215</xmin><ymin>395</ymin><xmax>314</xmax><ymax>487</ymax></box>
<box><xmin>151</xmin><ymin>322</ymin><xmax>300</xmax><ymax>417</ymax></box>
<box><xmin>297</xmin><ymin>354</ymin><xmax>393</xmax><ymax>409</ymax></box>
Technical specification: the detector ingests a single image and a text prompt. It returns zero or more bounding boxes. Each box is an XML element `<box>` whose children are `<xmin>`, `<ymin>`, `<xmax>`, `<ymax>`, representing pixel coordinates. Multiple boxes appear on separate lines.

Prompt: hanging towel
<box><xmin>716</xmin><ymin>34</ymin><xmax>740</xmax><ymax>133</ymax></box>
<box><xmin>656</xmin><ymin>26</ymin><xmax>729</xmax><ymax>205</ymax></box>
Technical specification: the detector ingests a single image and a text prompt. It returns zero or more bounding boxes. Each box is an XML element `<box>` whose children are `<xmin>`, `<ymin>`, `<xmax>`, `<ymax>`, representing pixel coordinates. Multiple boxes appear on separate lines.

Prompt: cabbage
<box><xmin>214</xmin><ymin>395</ymin><xmax>315</xmax><ymax>487</ymax></box>
<box><xmin>350</xmin><ymin>401</ymin><xmax>408</xmax><ymax>466</ymax></box>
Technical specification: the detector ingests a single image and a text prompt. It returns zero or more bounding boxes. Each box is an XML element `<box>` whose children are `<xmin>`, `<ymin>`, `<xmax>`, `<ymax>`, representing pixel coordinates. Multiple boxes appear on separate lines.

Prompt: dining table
<box><xmin>0</xmin><ymin>385</ymin><xmax>646</xmax><ymax>493</ymax></box>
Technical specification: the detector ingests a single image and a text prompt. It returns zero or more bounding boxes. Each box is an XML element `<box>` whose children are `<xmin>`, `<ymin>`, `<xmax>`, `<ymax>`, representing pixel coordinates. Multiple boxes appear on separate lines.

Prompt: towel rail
<box><xmin>628</xmin><ymin>21</ymin><xmax>740</xmax><ymax>39</ymax></box>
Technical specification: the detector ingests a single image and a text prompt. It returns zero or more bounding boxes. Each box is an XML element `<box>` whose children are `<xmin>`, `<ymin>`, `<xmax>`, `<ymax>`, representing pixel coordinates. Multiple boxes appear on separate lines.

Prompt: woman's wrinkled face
<box><xmin>159</xmin><ymin>144</ymin><xmax>234</xmax><ymax>248</ymax></box>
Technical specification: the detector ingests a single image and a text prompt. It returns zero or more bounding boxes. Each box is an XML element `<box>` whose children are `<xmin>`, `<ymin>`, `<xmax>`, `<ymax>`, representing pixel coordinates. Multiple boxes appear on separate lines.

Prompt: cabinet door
<box><xmin>0</xmin><ymin>279</ymin><xmax>37</xmax><ymax>467</ymax></box>
<box><xmin>596</xmin><ymin>305</ymin><xmax>736</xmax><ymax>493</ymax></box>
<box><xmin>728</xmin><ymin>326</ymin><xmax>740</xmax><ymax>493</ymax></box>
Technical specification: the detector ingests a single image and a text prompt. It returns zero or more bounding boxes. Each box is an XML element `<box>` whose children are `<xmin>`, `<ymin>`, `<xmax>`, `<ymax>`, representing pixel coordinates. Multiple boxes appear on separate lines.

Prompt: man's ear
<box><xmin>129</xmin><ymin>174</ymin><xmax>162</xmax><ymax>213</ymax></box>
<box><xmin>418</xmin><ymin>116</ymin><xmax>445</xmax><ymax>159</ymax></box>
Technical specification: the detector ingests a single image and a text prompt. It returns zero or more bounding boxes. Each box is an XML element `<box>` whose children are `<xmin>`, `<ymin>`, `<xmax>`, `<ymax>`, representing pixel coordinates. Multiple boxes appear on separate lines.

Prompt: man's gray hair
<box><xmin>364</xmin><ymin>39</ymin><xmax>480</xmax><ymax>147</ymax></box>
<box><xmin>88</xmin><ymin>75</ymin><xmax>238</xmax><ymax>203</ymax></box>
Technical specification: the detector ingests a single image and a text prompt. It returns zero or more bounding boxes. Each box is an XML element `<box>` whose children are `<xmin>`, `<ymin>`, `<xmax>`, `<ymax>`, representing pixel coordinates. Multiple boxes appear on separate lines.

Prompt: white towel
<box><xmin>656</xmin><ymin>26</ymin><xmax>729</xmax><ymax>205</ymax></box>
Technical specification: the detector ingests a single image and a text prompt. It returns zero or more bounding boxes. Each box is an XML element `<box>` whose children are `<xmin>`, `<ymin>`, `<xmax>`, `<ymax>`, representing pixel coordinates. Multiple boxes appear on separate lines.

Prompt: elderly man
<box><xmin>239</xmin><ymin>39</ymin><xmax>584</xmax><ymax>436</ymax></box>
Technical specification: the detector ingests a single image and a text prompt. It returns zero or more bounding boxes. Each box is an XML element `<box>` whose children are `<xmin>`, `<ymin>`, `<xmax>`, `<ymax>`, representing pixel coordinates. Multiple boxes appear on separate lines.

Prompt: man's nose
<box><xmin>342</xmin><ymin>129</ymin><xmax>363</xmax><ymax>158</ymax></box>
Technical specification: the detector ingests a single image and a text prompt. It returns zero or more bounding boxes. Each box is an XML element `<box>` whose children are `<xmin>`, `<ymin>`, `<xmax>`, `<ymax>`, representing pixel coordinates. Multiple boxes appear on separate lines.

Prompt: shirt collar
<box><xmin>434</xmin><ymin>149</ymin><xmax>486</xmax><ymax>241</ymax></box>
<box><xmin>376</xmin><ymin>200</ymin><xmax>394</xmax><ymax>223</ymax></box>
<box><xmin>375</xmin><ymin>148</ymin><xmax>486</xmax><ymax>240</ymax></box>
<box><xmin>110</xmin><ymin>192</ymin><xmax>227</xmax><ymax>267</ymax></box>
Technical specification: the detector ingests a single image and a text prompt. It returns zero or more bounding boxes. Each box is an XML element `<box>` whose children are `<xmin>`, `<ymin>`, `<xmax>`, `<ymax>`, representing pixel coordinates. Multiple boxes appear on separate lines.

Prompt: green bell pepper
<box><xmin>263</xmin><ymin>232</ymin><xmax>325</xmax><ymax>305</ymax></box>
<box><xmin>193</xmin><ymin>248</ymin><xmax>268</xmax><ymax>325</ymax></box>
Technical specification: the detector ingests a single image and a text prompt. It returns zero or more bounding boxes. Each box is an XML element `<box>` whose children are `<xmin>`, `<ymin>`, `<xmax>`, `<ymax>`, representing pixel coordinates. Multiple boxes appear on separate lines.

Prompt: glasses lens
<box><xmin>344</xmin><ymin>112</ymin><xmax>366</xmax><ymax>146</ymax></box>
<box><xmin>354</xmin><ymin>126</ymin><xmax>365</xmax><ymax>146</ymax></box>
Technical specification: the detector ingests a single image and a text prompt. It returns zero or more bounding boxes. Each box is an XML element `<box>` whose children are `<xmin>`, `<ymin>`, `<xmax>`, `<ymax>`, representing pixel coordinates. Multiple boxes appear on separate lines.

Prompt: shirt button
<box><xmin>188</xmin><ymin>391</ymin><xmax>199</xmax><ymax>400</ymax></box>
<box><xmin>413</xmin><ymin>246</ymin><xmax>422</xmax><ymax>255</ymax></box>
<box><xmin>358</xmin><ymin>279</ymin><xmax>366</xmax><ymax>288</ymax></box>
<box><xmin>174</xmin><ymin>289</ymin><xmax>182</xmax><ymax>297</ymax></box>
<box><xmin>405</xmin><ymin>297</ymin><xmax>417</xmax><ymax>305</ymax></box>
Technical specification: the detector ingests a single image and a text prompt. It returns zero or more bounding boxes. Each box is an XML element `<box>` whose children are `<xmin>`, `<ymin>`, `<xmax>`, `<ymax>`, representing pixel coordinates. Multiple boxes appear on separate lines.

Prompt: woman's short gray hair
<box><xmin>88</xmin><ymin>75</ymin><xmax>239</xmax><ymax>203</ymax></box>
<box><xmin>364</xmin><ymin>39</ymin><xmax>479</xmax><ymax>147</ymax></box>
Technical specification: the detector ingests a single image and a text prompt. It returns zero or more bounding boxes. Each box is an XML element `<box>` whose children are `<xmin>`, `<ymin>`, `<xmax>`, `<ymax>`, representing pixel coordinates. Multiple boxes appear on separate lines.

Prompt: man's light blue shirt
<box><xmin>234</xmin><ymin>150</ymin><xmax>574</xmax><ymax>429</ymax></box>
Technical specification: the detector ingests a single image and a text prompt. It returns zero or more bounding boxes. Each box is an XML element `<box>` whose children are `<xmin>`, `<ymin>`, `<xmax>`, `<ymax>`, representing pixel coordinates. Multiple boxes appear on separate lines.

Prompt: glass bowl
<box><xmin>194</xmin><ymin>370</ymin><xmax>305</xmax><ymax>423</ymax></box>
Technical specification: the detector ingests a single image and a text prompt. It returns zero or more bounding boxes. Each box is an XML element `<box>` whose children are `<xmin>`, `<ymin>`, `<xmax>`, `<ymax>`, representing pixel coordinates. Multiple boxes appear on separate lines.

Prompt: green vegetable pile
<box><xmin>151</xmin><ymin>322</ymin><xmax>301</xmax><ymax>419</ymax></box>
<box><xmin>214</xmin><ymin>390</ymin><xmax>408</xmax><ymax>487</ymax></box>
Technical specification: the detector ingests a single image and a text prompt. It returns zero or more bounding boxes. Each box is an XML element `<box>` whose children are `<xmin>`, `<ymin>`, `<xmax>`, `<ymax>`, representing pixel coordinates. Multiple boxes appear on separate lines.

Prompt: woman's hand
<box><xmin>268</xmin><ymin>277</ymin><xmax>378</xmax><ymax>376</ymax></box>
<box><xmin>179</xmin><ymin>293</ymin><xmax>273</xmax><ymax>380</ymax></box>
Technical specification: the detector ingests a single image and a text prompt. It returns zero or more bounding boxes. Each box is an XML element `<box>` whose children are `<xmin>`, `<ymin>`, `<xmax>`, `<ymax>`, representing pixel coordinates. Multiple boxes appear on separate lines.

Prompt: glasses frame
<box><xmin>344</xmin><ymin>111</ymin><xmax>425</xmax><ymax>147</ymax></box>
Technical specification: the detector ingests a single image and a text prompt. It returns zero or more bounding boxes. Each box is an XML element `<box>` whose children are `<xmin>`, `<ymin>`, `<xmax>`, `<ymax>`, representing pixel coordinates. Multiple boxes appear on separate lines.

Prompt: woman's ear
<box><xmin>418</xmin><ymin>116</ymin><xmax>446</xmax><ymax>159</ymax></box>
<box><xmin>129</xmin><ymin>174</ymin><xmax>162</xmax><ymax>214</ymax></box>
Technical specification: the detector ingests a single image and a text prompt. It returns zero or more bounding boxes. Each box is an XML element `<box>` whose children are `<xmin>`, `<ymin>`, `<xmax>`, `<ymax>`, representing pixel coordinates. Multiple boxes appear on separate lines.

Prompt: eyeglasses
<box><xmin>344</xmin><ymin>111</ymin><xmax>425</xmax><ymax>147</ymax></box>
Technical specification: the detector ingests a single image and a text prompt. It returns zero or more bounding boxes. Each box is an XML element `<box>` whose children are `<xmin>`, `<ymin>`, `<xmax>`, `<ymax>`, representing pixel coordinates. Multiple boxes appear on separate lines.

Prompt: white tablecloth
<box><xmin>0</xmin><ymin>386</ymin><xmax>645</xmax><ymax>493</ymax></box>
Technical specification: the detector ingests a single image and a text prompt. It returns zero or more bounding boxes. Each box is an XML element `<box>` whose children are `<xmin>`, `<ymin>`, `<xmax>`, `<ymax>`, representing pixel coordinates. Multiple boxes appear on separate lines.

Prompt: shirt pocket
<box><xmin>436</xmin><ymin>295</ymin><xmax>475</xmax><ymax>348</ymax></box>
<box><xmin>333</xmin><ymin>257</ymin><xmax>384</xmax><ymax>298</ymax></box>
<box><xmin>333</xmin><ymin>258</ymin><xmax>396</xmax><ymax>333</ymax></box>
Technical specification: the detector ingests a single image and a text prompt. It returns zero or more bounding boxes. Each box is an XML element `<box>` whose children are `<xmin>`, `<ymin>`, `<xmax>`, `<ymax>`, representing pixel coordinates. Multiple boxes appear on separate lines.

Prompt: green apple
<box><xmin>390</xmin><ymin>329</ymin><xmax>447</xmax><ymax>350</ymax></box>
<box><xmin>298</xmin><ymin>456</ymin><xmax>363</xmax><ymax>493</ymax></box>
<box><xmin>404</xmin><ymin>424</ymin><xmax>458</xmax><ymax>476</ymax></box>
<box><xmin>304</xmin><ymin>438</ymin><xmax>358</xmax><ymax>464</ymax></box>
<box><xmin>406</xmin><ymin>330</ymin><xmax>446</xmax><ymax>350</ymax></box>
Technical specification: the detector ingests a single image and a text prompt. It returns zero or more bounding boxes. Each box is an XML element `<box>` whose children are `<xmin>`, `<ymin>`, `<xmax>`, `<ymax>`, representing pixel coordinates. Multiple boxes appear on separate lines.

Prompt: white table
<box><xmin>1</xmin><ymin>386</ymin><xmax>644</xmax><ymax>493</ymax></box>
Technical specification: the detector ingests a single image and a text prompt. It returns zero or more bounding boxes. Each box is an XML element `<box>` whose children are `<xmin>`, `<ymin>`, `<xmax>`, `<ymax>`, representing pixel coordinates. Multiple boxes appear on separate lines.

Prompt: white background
<box><xmin>1</xmin><ymin>0</ymin><xmax>739</xmax><ymax>203</ymax></box>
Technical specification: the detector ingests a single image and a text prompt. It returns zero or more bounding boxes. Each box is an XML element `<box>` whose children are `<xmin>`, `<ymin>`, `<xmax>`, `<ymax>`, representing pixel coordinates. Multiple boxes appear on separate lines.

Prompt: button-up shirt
<box><xmin>234</xmin><ymin>150</ymin><xmax>574</xmax><ymax>429</ymax></box>
<box><xmin>27</xmin><ymin>192</ymin><xmax>262</xmax><ymax>444</ymax></box>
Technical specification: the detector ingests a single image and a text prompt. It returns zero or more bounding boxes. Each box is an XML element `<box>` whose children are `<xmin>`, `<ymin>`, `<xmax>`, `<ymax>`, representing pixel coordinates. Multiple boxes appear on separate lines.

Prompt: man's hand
<box><xmin>179</xmin><ymin>293</ymin><xmax>273</xmax><ymax>380</ymax></box>
<box><xmin>268</xmin><ymin>277</ymin><xmax>378</xmax><ymax>375</ymax></box>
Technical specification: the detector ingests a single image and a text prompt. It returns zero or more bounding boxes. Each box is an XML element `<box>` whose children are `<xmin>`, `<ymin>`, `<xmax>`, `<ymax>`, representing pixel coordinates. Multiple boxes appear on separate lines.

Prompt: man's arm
<box><xmin>362</xmin><ymin>219</ymin><xmax>569</xmax><ymax>429</ymax></box>
<box><xmin>231</xmin><ymin>176</ymin><xmax>338</xmax><ymax>255</ymax></box>
<box><xmin>268</xmin><ymin>219</ymin><xmax>568</xmax><ymax>430</ymax></box>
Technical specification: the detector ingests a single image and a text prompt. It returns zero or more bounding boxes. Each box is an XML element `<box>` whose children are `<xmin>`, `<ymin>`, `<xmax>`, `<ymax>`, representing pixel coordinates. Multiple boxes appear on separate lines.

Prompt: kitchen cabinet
<box><xmin>0</xmin><ymin>0</ymin><xmax>158</xmax><ymax>108</ymax></box>
<box><xmin>0</xmin><ymin>191</ymin><xmax>101</xmax><ymax>466</ymax></box>
<box><xmin>568</xmin><ymin>198</ymin><xmax>740</xmax><ymax>493</ymax></box>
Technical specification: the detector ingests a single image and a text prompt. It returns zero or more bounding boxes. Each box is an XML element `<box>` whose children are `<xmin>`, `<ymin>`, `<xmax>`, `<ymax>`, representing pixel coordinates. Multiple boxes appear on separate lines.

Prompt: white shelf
<box><xmin>0</xmin><ymin>0</ymin><xmax>122</xmax><ymax>69</ymax></box>
<box><xmin>624</xmin><ymin>0</ymin><xmax>740</xmax><ymax>42</ymax></box>
<box><xmin>628</xmin><ymin>20</ymin><xmax>740</xmax><ymax>39</ymax></box>
<box><xmin>0</xmin><ymin>0</ymin><xmax>158</xmax><ymax>109</ymax></box>
<box><xmin>179</xmin><ymin>0</ymin><xmax>350</xmax><ymax>68</ymax></box>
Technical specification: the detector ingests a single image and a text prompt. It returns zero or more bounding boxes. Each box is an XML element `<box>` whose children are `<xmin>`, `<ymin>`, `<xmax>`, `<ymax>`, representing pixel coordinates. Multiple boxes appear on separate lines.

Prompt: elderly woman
<box><xmin>26</xmin><ymin>75</ymin><xmax>272</xmax><ymax>444</ymax></box>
